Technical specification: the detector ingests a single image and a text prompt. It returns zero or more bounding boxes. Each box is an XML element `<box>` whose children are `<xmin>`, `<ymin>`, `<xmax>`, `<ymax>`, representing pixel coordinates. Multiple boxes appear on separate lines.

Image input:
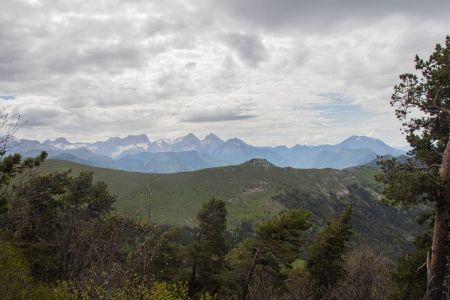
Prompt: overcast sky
<box><xmin>1</xmin><ymin>0</ymin><xmax>449</xmax><ymax>147</ymax></box>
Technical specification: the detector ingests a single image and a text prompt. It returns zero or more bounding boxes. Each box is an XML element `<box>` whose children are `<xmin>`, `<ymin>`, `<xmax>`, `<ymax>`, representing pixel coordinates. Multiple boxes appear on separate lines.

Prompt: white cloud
<box><xmin>0</xmin><ymin>0</ymin><xmax>448</xmax><ymax>147</ymax></box>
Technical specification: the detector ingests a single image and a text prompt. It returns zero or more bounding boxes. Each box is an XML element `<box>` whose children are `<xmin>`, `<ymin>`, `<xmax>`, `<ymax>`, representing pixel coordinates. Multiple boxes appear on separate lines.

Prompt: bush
<box><xmin>52</xmin><ymin>280</ymin><xmax>192</xmax><ymax>300</ymax></box>
<box><xmin>0</xmin><ymin>242</ymin><xmax>53</xmax><ymax>300</ymax></box>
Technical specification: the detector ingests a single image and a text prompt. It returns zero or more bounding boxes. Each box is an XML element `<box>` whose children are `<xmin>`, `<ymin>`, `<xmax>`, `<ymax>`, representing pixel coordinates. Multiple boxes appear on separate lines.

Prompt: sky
<box><xmin>1</xmin><ymin>0</ymin><xmax>449</xmax><ymax>147</ymax></box>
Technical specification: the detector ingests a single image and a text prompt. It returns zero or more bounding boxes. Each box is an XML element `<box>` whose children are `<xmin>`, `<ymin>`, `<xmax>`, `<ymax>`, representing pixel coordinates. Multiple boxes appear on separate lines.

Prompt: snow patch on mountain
<box><xmin>111</xmin><ymin>143</ymin><xmax>150</xmax><ymax>158</ymax></box>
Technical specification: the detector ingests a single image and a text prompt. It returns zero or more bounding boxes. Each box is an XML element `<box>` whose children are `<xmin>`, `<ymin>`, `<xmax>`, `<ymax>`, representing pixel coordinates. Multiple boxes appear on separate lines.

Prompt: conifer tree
<box><xmin>4</xmin><ymin>171</ymin><xmax>116</xmax><ymax>281</ymax></box>
<box><xmin>377</xmin><ymin>36</ymin><xmax>450</xmax><ymax>300</ymax></box>
<box><xmin>0</xmin><ymin>112</ymin><xmax>47</xmax><ymax>214</ymax></box>
<box><xmin>188</xmin><ymin>198</ymin><xmax>228</xmax><ymax>296</ymax></box>
<box><xmin>306</xmin><ymin>205</ymin><xmax>353</xmax><ymax>298</ymax></box>
<box><xmin>225</xmin><ymin>208</ymin><xmax>311</xmax><ymax>300</ymax></box>
<box><xmin>390</xmin><ymin>230</ymin><xmax>431</xmax><ymax>300</ymax></box>
<box><xmin>0</xmin><ymin>152</ymin><xmax>47</xmax><ymax>215</ymax></box>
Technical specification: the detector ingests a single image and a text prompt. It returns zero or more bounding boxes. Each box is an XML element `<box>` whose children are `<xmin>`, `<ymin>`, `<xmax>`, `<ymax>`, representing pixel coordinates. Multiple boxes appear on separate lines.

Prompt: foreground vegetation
<box><xmin>0</xmin><ymin>153</ymin><xmax>392</xmax><ymax>299</ymax></box>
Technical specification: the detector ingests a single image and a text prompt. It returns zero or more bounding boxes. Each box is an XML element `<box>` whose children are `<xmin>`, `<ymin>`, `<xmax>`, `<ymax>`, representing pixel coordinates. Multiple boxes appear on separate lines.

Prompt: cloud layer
<box><xmin>1</xmin><ymin>0</ymin><xmax>449</xmax><ymax>146</ymax></box>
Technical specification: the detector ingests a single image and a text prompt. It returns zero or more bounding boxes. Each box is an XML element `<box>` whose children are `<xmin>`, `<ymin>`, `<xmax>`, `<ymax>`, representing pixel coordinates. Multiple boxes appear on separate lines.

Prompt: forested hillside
<box><xmin>38</xmin><ymin>158</ymin><xmax>420</xmax><ymax>255</ymax></box>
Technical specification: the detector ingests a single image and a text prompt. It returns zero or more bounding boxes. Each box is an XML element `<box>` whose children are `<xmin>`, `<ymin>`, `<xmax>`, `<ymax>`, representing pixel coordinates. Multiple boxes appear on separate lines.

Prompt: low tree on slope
<box><xmin>306</xmin><ymin>205</ymin><xmax>353</xmax><ymax>299</ymax></box>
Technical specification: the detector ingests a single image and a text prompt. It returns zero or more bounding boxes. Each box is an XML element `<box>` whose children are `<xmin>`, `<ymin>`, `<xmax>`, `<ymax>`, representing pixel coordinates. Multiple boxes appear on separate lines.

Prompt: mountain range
<box><xmin>11</xmin><ymin>133</ymin><xmax>405</xmax><ymax>173</ymax></box>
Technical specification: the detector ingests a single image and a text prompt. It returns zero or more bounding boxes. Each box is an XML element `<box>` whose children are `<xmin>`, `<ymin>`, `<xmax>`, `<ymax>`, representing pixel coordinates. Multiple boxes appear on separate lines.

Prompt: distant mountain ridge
<box><xmin>11</xmin><ymin>134</ymin><xmax>404</xmax><ymax>173</ymax></box>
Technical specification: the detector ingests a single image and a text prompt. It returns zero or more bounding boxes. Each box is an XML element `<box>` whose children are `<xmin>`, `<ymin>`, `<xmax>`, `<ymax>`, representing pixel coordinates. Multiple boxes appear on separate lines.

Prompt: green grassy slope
<box><xmin>37</xmin><ymin>159</ymin><xmax>420</xmax><ymax>254</ymax></box>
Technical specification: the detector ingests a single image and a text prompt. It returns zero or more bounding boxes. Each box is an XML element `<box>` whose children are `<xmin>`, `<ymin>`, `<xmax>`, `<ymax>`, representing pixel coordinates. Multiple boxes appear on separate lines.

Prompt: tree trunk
<box><xmin>241</xmin><ymin>248</ymin><xmax>261</xmax><ymax>300</ymax></box>
<box><xmin>447</xmin><ymin>254</ymin><xmax>450</xmax><ymax>300</ymax></box>
<box><xmin>427</xmin><ymin>203</ymin><xmax>449</xmax><ymax>300</ymax></box>
<box><xmin>426</xmin><ymin>137</ymin><xmax>450</xmax><ymax>300</ymax></box>
<box><xmin>188</xmin><ymin>229</ymin><xmax>202</xmax><ymax>296</ymax></box>
<box><xmin>188</xmin><ymin>258</ymin><xmax>198</xmax><ymax>296</ymax></box>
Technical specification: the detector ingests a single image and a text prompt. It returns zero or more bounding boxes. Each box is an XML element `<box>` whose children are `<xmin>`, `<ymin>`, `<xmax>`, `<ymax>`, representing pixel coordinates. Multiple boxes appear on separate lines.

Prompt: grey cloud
<box><xmin>46</xmin><ymin>43</ymin><xmax>147</xmax><ymax>74</ymax></box>
<box><xmin>223</xmin><ymin>33</ymin><xmax>267</xmax><ymax>67</ymax></box>
<box><xmin>152</xmin><ymin>63</ymin><xmax>198</xmax><ymax>99</ymax></box>
<box><xmin>0</xmin><ymin>14</ymin><xmax>39</xmax><ymax>81</ymax></box>
<box><xmin>0</xmin><ymin>0</ymin><xmax>201</xmax><ymax>85</ymax></box>
<box><xmin>60</xmin><ymin>90</ymin><xmax>137</xmax><ymax>109</ymax></box>
<box><xmin>19</xmin><ymin>107</ymin><xmax>65</xmax><ymax>127</ymax></box>
<box><xmin>181</xmin><ymin>106</ymin><xmax>257</xmax><ymax>123</ymax></box>
<box><xmin>144</xmin><ymin>17</ymin><xmax>187</xmax><ymax>36</ymax></box>
<box><xmin>219</xmin><ymin>0</ymin><xmax>450</xmax><ymax>30</ymax></box>
<box><xmin>212</xmin><ymin>55</ymin><xmax>242</xmax><ymax>92</ymax></box>
<box><xmin>1</xmin><ymin>0</ymin><xmax>449</xmax><ymax>147</ymax></box>
<box><xmin>0</xmin><ymin>1</ymin><xmax>173</xmax><ymax>83</ymax></box>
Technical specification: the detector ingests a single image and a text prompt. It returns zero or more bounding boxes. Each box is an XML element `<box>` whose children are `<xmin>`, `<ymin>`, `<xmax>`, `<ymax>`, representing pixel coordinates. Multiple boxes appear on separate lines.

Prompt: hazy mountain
<box><xmin>51</xmin><ymin>153</ymin><xmax>94</xmax><ymax>166</ymax></box>
<box><xmin>201</xmin><ymin>133</ymin><xmax>224</xmax><ymax>153</ymax></box>
<box><xmin>149</xmin><ymin>139</ymin><xmax>172</xmax><ymax>152</ymax></box>
<box><xmin>115</xmin><ymin>151</ymin><xmax>228</xmax><ymax>173</ymax></box>
<box><xmin>88</xmin><ymin>134</ymin><xmax>151</xmax><ymax>157</ymax></box>
<box><xmin>12</xmin><ymin>133</ymin><xmax>405</xmax><ymax>173</ymax></box>
<box><xmin>315</xmin><ymin>148</ymin><xmax>379</xmax><ymax>169</ymax></box>
<box><xmin>335</xmin><ymin>136</ymin><xmax>404</xmax><ymax>156</ymax></box>
<box><xmin>209</xmin><ymin>138</ymin><xmax>285</xmax><ymax>165</ymax></box>
<box><xmin>170</xmin><ymin>133</ymin><xmax>202</xmax><ymax>152</ymax></box>
<box><xmin>18</xmin><ymin>148</ymin><xmax>115</xmax><ymax>169</ymax></box>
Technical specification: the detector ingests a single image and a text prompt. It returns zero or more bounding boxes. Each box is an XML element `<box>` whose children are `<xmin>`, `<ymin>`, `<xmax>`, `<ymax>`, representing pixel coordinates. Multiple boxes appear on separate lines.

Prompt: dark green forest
<box><xmin>0</xmin><ymin>37</ymin><xmax>449</xmax><ymax>300</ymax></box>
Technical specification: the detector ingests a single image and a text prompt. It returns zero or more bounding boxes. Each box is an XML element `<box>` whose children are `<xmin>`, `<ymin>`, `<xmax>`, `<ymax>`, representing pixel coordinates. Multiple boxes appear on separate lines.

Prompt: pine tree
<box><xmin>390</xmin><ymin>230</ymin><xmax>431</xmax><ymax>300</ymax></box>
<box><xmin>225</xmin><ymin>208</ymin><xmax>311</xmax><ymax>300</ymax></box>
<box><xmin>4</xmin><ymin>171</ymin><xmax>116</xmax><ymax>281</ymax></box>
<box><xmin>188</xmin><ymin>198</ymin><xmax>228</xmax><ymax>296</ymax></box>
<box><xmin>306</xmin><ymin>205</ymin><xmax>353</xmax><ymax>298</ymax></box>
<box><xmin>377</xmin><ymin>36</ymin><xmax>450</xmax><ymax>300</ymax></box>
<box><xmin>0</xmin><ymin>152</ymin><xmax>47</xmax><ymax>215</ymax></box>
